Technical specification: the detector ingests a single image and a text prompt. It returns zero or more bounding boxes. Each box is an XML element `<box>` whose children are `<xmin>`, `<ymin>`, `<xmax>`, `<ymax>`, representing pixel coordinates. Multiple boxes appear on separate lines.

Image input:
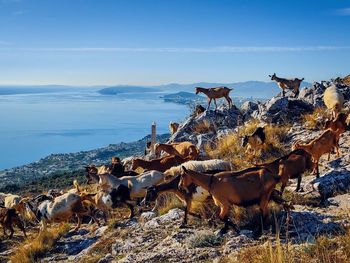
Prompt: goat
<box><xmin>242</xmin><ymin>126</ymin><xmax>266</xmax><ymax>157</ymax></box>
<box><xmin>144</xmin><ymin>163</ymin><xmax>263</xmax><ymax>227</ymax></box>
<box><xmin>97</xmin><ymin>170</ymin><xmax>165</xmax><ymax>198</ymax></box>
<box><xmin>154</xmin><ymin>142</ymin><xmax>200</xmax><ymax>160</ymax></box>
<box><xmin>108</xmin><ymin>185</ymin><xmax>136</xmax><ymax>219</ymax></box>
<box><xmin>323</xmin><ymin>85</ymin><xmax>344</xmax><ymax>119</ymax></box>
<box><xmin>194</xmin><ymin>104</ymin><xmax>206</xmax><ymax>116</ymax></box>
<box><xmin>292</xmin><ymin>129</ymin><xmax>339</xmax><ymax>178</ymax></box>
<box><xmin>324</xmin><ymin>112</ymin><xmax>349</xmax><ymax>151</ymax></box>
<box><xmin>36</xmin><ymin>192</ymin><xmax>99</xmax><ymax>231</ymax></box>
<box><xmin>0</xmin><ymin>206</ymin><xmax>26</xmax><ymax>238</ymax></box>
<box><xmin>269</xmin><ymin>73</ymin><xmax>304</xmax><ymax>97</ymax></box>
<box><xmin>143</xmin><ymin>172</ymin><xmax>219</xmax><ymax>227</ymax></box>
<box><xmin>86</xmin><ymin>164</ymin><xmax>138</xmax><ymax>184</ymax></box>
<box><xmin>1</xmin><ymin>194</ymin><xmax>35</xmax><ymax>221</ymax></box>
<box><xmin>131</xmin><ymin>155</ymin><xmax>191</xmax><ymax>172</ymax></box>
<box><xmin>257</xmin><ymin>149</ymin><xmax>314</xmax><ymax>193</ymax></box>
<box><xmin>195</xmin><ymin>86</ymin><xmax>233</xmax><ymax>110</ymax></box>
<box><xmin>169</xmin><ymin>122</ymin><xmax>180</xmax><ymax>134</ymax></box>
<box><xmin>179</xmin><ymin>166</ymin><xmax>284</xmax><ymax>234</ymax></box>
<box><xmin>164</xmin><ymin>159</ymin><xmax>232</xmax><ymax>178</ymax></box>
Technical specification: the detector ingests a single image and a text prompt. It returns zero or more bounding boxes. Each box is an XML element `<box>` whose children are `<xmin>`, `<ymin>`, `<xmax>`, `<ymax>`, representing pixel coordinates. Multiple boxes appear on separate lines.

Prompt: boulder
<box><xmin>279</xmin><ymin>207</ymin><xmax>345</xmax><ymax>241</ymax></box>
<box><xmin>252</xmin><ymin>97</ymin><xmax>314</xmax><ymax>123</ymax></box>
<box><xmin>313</xmin><ymin>169</ymin><xmax>350</xmax><ymax>200</ymax></box>
<box><xmin>168</xmin><ymin>105</ymin><xmax>243</xmax><ymax>144</ymax></box>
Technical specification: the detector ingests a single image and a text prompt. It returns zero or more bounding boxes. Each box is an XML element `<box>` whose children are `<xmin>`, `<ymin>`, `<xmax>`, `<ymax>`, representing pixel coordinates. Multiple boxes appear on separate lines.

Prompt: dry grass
<box><xmin>156</xmin><ymin>193</ymin><xmax>184</xmax><ymax>215</ymax></box>
<box><xmin>302</xmin><ymin>108</ymin><xmax>329</xmax><ymax>130</ymax></box>
<box><xmin>10</xmin><ymin>223</ymin><xmax>70</xmax><ymax>263</ymax></box>
<box><xmin>221</xmin><ymin>228</ymin><xmax>350</xmax><ymax>263</ymax></box>
<box><xmin>186</xmin><ymin>230</ymin><xmax>223</xmax><ymax>248</ymax></box>
<box><xmin>205</xmin><ymin>119</ymin><xmax>289</xmax><ymax>170</ymax></box>
<box><xmin>341</xmin><ymin>74</ymin><xmax>350</xmax><ymax>86</ymax></box>
<box><xmin>192</xmin><ymin>119</ymin><xmax>216</xmax><ymax>134</ymax></box>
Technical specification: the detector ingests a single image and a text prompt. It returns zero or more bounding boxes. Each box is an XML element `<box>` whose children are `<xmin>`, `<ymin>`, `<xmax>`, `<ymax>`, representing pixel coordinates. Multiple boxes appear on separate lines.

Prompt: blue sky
<box><xmin>0</xmin><ymin>0</ymin><xmax>349</xmax><ymax>85</ymax></box>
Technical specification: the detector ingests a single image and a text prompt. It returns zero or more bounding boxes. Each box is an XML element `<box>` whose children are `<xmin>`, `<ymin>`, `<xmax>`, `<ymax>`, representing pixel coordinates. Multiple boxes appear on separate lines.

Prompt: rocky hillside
<box><xmin>3</xmin><ymin>78</ymin><xmax>350</xmax><ymax>263</ymax></box>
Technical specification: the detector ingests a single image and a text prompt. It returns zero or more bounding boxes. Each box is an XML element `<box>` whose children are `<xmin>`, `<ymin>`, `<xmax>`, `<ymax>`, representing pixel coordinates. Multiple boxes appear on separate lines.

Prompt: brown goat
<box><xmin>195</xmin><ymin>86</ymin><xmax>233</xmax><ymax>110</ymax></box>
<box><xmin>293</xmin><ymin>129</ymin><xmax>339</xmax><ymax>178</ymax></box>
<box><xmin>131</xmin><ymin>155</ymin><xmax>190</xmax><ymax>172</ymax></box>
<box><xmin>194</xmin><ymin>104</ymin><xmax>206</xmax><ymax>116</ymax></box>
<box><xmin>179</xmin><ymin>166</ymin><xmax>282</xmax><ymax>234</ymax></box>
<box><xmin>0</xmin><ymin>206</ymin><xmax>27</xmax><ymax>238</ymax></box>
<box><xmin>242</xmin><ymin>126</ymin><xmax>266</xmax><ymax>158</ymax></box>
<box><xmin>324</xmin><ymin>112</ymin><xmax>348</xmax><ymax>146</ymax></box>
<box><xmin>269</xmin><ymin>73</ymin><xmax>304</xmax><ymax>97</ymax></box>
<box><xmin>169</xmin><ymin>122</ymin><xmax>180</xmax><ymax>134</ymax></box>
<box><xmin>257</xmin><ymin>149</ymin><xmax>314</xmax><ymax>194</ymax></box>
<box><xmin>155</xmin><ymin>142</ymin><xmax>199</xmax><ymax>160</ymax></box>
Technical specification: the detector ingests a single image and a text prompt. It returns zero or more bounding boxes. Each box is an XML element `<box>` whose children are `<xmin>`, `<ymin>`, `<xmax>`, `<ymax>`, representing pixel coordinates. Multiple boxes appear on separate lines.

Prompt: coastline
<box><xmin>0</xmin><ymin>133</ymin><xmax>169</xmax><ymax>190</ymax></box>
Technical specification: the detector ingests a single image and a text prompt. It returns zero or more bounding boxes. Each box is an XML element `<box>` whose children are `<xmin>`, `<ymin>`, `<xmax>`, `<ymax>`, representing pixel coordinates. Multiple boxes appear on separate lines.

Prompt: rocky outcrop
<box><xmin>168</xmin><ymin>105</ymin><xmax>243</xmax><ymax>151</ymax></box>
<box><xmin>298</xmin><ymin>80</ymin><xmax>350</xmax><ymax>107</ymax></box>
<box><xmin>313</xmin><ymin>169</ymin><xmax>350</xmax><ymax>200</ymax></box>
<box><xmin>251</xmin><ymin>97</ymin><xmax>314</xmax><ymax>123</ymax></box>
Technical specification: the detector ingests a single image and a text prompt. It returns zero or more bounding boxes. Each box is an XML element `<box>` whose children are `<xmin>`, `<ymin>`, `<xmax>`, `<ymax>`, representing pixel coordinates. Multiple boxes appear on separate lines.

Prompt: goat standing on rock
<box><xmin>269</xmin><ymin>73</ymin><xmax>304</xmax><ymax>98</ymax></box>
<box><xmin>195</xmin><ymin>86</ymin><xmax>233</xmax><ymax>110</ymax></box>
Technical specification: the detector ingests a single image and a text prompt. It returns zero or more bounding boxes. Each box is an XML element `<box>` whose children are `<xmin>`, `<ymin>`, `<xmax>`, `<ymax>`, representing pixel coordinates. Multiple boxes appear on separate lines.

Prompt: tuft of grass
<box><xmin>302</xmin><ymin>108</ymin><xmax>329</xmax><ymax>130</ymax></box>
<box><xmin>205</xmin><ymin>119</ymin><xmax>289</xmax><ymax>169</ymax></box>
<box><xmin>221</xmin><ymin>228</ymin><xmax>350</xmax><ymax>263</ymax></box>
<box><xmin>10</xmin><ymin>223</ymin><xmax>70</xmax><ymax>263</ymax></box>
<box><xmin>192</xmin><ymin>119</ymin><xmax>216</xmax><ymax>134</ymax></box>
<box><xmin>156</xmin><ymin>193</ymin><xmax>184</xmax><ymax>215</ymax></box>
<box><xmin>187</xmin><ymin>230</ymin><xmax>223</xmax><ymax>248</ymax></box>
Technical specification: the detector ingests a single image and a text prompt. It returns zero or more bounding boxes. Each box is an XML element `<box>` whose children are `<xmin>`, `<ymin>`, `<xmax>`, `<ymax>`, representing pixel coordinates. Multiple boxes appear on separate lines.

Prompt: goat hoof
<box><xmin>179</xmin><ymin>224</ymin><xmax>188</xmax><ymax>229</ymax></box>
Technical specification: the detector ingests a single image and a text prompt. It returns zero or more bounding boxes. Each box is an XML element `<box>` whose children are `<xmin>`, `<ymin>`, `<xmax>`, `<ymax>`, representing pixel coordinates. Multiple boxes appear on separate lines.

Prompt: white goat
<box><xmin>37</xmin><ymin>192</ymin><xmax>98</xmax><ymax>231</ymax></box>
<box><xmin>324</xmin><ymin>85</ymin><xmax>344</xmax><ymax>119</ymax></box>
<box><xmin>98</xmin><ymin>170</ymin><xmax>165</xmax><ymax>198</ymax></box>
<box><xmin>164</xmin><ymin>159</ymin><xmax>232</xmax><ymax>178</ymax></box>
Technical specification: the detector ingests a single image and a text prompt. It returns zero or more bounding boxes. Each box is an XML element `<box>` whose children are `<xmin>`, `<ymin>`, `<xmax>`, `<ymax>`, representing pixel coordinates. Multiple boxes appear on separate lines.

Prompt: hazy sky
<box><xmin>0</xmin><ymin>0</ymin><xmax>349</xmax><ymax>85</ymax></box>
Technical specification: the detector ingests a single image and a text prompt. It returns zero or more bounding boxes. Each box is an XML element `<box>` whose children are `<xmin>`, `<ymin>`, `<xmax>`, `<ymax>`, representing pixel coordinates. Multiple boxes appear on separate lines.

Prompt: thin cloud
<box><xmin>1</xmin><ymin>46</ymin><xmax>349</xmax><ymax>53</ymax></box>
<box><xmin>335</xmin><ymin>7</ymin><xmax>350</xmax><ymax>16</ymax></box>
<box><xmin>12</xmin><ymin>10</ymin><xmax>25</xmax><ymax>15</ymax></box>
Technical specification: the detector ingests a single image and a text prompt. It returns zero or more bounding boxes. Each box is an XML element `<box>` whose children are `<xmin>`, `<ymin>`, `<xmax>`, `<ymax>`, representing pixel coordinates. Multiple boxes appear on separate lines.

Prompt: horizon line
<box><xmin>1</xmin><ymin>46</ymin><xmax>349</xmax><ymax>53</ymax></box>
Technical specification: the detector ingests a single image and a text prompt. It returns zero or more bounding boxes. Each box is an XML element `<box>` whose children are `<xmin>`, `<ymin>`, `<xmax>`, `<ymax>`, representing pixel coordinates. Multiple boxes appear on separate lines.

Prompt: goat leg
<box><xmin>295</xmin><ymin>175</ymin><xmax>302</xmax><ymax>192</ymax></box>
<box><xmin>207</xmin><ymin>98</ymin><xmax>212</xmax><ymax>110</ymax></box>
<box><xmin>14</xmin><ymin>217</ymin><xmax>27</xmax><ymax>238</ymax></box>
<box><xmin>214</xmin><ymin>99</ymin><xmax>218</xmax><ymax>111</ymax></box>
<box><xmin>8</xmin><ymin>225</ymin><xmax>14</xmax><ymax>238</ymax></box>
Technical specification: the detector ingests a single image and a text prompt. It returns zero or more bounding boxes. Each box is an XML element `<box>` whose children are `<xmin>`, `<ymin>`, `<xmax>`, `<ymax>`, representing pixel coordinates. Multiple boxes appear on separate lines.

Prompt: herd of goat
<box><xmin>0</xmin><ymin>74</ymin><xmax>349</xmax><ymax>238</ymax></box>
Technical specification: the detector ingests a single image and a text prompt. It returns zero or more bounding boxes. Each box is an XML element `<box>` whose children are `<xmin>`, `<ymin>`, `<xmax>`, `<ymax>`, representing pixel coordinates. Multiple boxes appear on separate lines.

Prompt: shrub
<box><xmin>302</xmin><ymin>108</ymin><xmax>329</xmax><ymax>130</ymax></box>
<box><xmin>205</xmin><ymin>119</ymin><xmax>289</xmax><ymax>170</ymax></box>
<box><xmin>187</xmin><ymin>230</ymin><xmax>223</xmax><ymax>248</ymax></box>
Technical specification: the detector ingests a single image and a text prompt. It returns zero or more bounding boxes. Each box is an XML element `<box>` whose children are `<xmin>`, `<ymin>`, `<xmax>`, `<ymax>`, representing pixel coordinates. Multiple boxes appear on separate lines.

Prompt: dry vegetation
<box><xmin>205</xmin><ymin>119</ymin><xmax>290</xmax><ymax>170</ymax></box>
<box><xmin>192</xmin><ymin>119</ymin><xmax>216</xmax><ymax>135</ymax></box>
<box><xmin>221</xmin><ymin>228</ymin><xmax>350</xmax><ymax>263</ymax></box>
<box><xmin>10</xmin><ymin>223</ymin><xmax>70</xmax><ymax>263</ymax></box>
<box><xmin>302</xmin><ymin>108</ymin><xmax>329</xmax><ymax>130</ymax></box>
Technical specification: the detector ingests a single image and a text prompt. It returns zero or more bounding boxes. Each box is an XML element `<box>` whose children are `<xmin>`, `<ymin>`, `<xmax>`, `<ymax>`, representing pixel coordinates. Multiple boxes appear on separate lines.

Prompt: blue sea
<box><xmin>0</xmin><ymin>90</ymin><xmax>188</xmax><ymax>170</ymax></box>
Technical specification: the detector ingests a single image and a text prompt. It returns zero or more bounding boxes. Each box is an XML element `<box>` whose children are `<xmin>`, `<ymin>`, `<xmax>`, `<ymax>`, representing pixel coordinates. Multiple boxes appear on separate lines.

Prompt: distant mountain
<box><xmin>158</xmin><ymin>80</ymin><xmax>311</xmax><ymax>99</ymax></box>
<box><xmin>98</xmin><ymin>86</ymin><xmax>162</xmax><ymax>95</ymax></box>
<box><xmin>99</xmin><ymin>81</ymin><xmax>311</xmax><ymax>99</ymax></box>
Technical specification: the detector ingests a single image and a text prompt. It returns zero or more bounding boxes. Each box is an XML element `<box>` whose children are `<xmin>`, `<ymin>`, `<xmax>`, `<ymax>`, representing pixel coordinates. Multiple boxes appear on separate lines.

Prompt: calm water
<box><xmin>0</xmin><ymin>90</ymin><xmax>188</xmax><ymax>170</ymax></box>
